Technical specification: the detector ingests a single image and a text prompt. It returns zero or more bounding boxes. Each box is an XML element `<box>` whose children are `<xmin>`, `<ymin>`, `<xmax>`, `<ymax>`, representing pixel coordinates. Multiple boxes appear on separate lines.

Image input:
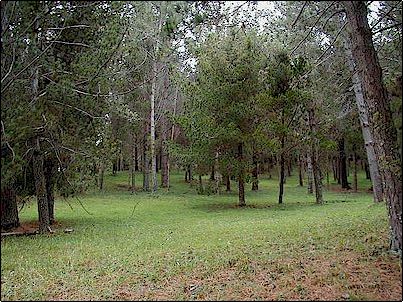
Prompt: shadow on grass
<box><xmin>188</xmin><ymin>198</ymin><xmax>356</xmax><ymax>213</ymax></box>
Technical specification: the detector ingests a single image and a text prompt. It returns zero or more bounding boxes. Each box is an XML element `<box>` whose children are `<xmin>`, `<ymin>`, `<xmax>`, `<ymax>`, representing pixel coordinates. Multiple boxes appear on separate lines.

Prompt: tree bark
<box><xmin>131</xmin><ymin>135</ymin><xmax>136</xmax><ymax>193</ymax></box>
<box><xmin>344</xmin><ymin>1</ymin><xmax>402</xmax><ymax>252</ymax></box>
<box><xmin>1</xmin><ymin>186</ymin><xmax>19</xmax><ymax>231</ymax></box>
<box><xmin>161</xmin><ymin>117</ymin><xmax>169</xmax><ymax>188</ymax></box>
<box><xmin>238</xmin><ymin>142</ymin><xmax>246</xmax><ymax>206</ymax></box>
<box><xmin>338</xmin><ymin>138</ymin><xmax>350</xmax><ymax>189</ymax></box>
<box><xmin>32</xmin><ymin>138</ymin><xmax>51</xmax><ymax>234</ymax></box>
<box><xmin>345</xmin><ymin>38</ymin><xmax>383</xmax><ymax>202</ymax></box>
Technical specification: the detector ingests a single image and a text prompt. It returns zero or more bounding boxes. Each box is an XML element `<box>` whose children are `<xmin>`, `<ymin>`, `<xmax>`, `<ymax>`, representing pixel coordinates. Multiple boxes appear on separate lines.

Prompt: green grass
<box><xmin>1</xmin><ymin>170</ymin><xmax>401</xmax><ymax>301</ymax></box>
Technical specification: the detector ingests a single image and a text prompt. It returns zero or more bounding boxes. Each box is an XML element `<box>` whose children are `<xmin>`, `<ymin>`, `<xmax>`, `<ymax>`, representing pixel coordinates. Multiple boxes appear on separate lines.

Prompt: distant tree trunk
<box><xmin>344</xmin><ymin>1</ymin><xmax>401</xmax><ymax>252</ymax></box>
<box><xmin>1</xmin><ymin>186</ymin><xmax>19</xmax><ymax>231</ymax></box>
<box><xmin>210</xmin><ymin>164</ymin><xmax>215</xmax><ymax>181</ymax></box>
<box><xmin>98</xmin><ymin>162</ymin><xmax>104</xmax><ymax>191</ymax></box>
<box><xmin>252</xmin><ymin>152</ymin><xmax>258</xmax><ymax>191</ymax></box>
<box><xmin>307</xmin><ymin>153</ymin><xmax>313</xmax><ymax>194</ymax></box>
<box><xmin>44</xmin><ymin>158</ymin><xmax>56</xmax><ymax>224</ymax></box>
<box><xmin>112</xmin><ymin>161</ymin><xmax>117</xmax><ymax>175</ymax></box>
<box><xmin>338</xmin><ymin>138</ymin><xmax>350</xmax><ymax>189</ymax></box>
<box><xmin>238</xmin><ymin>142</ymin><xmax>246</xmax><ymax>206</ymax></box>
<box><xmin>143</xmin><ymin>131</ymin><xmax>150</xmax><ymax>192</ymax></box>
<box><xmin>287</xmin><ymin>158</ymin><xmax>292</xmax><ymax>177</ymax></box>
<box><xmin>161</xmin><ymin>116</ymin><xmax>169</xmax><ymax>188</ymax></box>
<box><xmin>308</xmin><ymin>107</ymin><xmax>323</xmax><ymax>204</ymax></box>
<box><xmin>225</xmin><ymin>173</ymin><xmax>231</xmax><ymax>192</ymax></box>
<box><xmin>298</xmin><ymin>154</ymin><xmax>304</xmax><ymax>187</ymax></box>
<box><xmin>332</xmin><ymin>157</ymin><xmax>337</xmax><ymax>181</ymax></box>
<box><xmin>131</xmin><ymin>135</ymin><xmax>136</xmax><ymax>193</ymax></box>
<box><xmin>185</xmin><ymin>169</ymin><xmax>188</xmax><ymax>182</ymax></box>
<box><xmin>32</xmin><ymin>138</ymin><xmax>51</xmax><ymax>234</ymax></box>
<box><xmin>353</xmin><ymin>151</ymin><xmax>358</xmax><ymax>192</ymax></box>
<box><xmin>278</xmin><ymin>136</ymin><xmax>285</xmax><ymax>204</ymax></box>
<box><xmin>134</xmin><ymin>142</ymin><xmax>139</xmax><ymax>171</ymax></box>
<box><xmin>345</xmin><ymin>37</ymin><xmax>383</xmax><ymax>202</ymax></box>
<box><xmin>198</xmin><ymin>174</ymin><xmax>203</xmax><ymax>193</ymax></box>
<box><xmin>364</xmin><ymin>162</ymin><xmax>371</xmax><ymax>180</ymax></box>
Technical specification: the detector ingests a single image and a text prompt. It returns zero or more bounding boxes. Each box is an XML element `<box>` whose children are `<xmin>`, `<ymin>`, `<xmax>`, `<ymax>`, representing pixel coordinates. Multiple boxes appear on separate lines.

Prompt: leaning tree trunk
<box><xmin>238</xmin><ymin>142</ymin><xmax>246</xmax><ymax>206</ymax></box>
<box><xmin>344</xmin><ymin>1</ymin><xmax>402</xmax><ymax>253</ymax></box>
<box><xmin>32</xmin><ymin>138</ymin><xmax>51</xmax><ymax>234</ymax></box>
<box><xmin>1</xmin><ymin>186</ymin><xmax>20</xmax><ymax>231</ymax></box>
<box><xmin>338</xmin><ymin>138</ymin><xmax>350</xmax><ymax>189</ymax></box>
<box><xmin>345</xmin><ymin>39</ymin><xmax>383</xmax><ymax>202</ymax></box>
<box><xmin>278</xmin><ymin>136</ymin><xmax>285</xmax><ymax>204</ymax></box>
<box><xmin>308</xmin><ymin>107</ymin><xmax>323</xmax><ymax>204</ymax></box>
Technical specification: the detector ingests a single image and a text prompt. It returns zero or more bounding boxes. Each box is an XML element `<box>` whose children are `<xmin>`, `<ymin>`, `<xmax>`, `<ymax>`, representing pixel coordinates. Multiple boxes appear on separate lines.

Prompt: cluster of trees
<box><xmin>1</xmin><ymin>1</ymin><xmax>401</xmax><ymax>253</ymax></box>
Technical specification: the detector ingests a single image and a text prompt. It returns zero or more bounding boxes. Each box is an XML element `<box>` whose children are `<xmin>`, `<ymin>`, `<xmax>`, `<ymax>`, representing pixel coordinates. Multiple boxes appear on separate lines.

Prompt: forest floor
<box><xmin>1</xmin><ymin>171</ymin><xmax>402</xmax><ymax>301</ymax></box>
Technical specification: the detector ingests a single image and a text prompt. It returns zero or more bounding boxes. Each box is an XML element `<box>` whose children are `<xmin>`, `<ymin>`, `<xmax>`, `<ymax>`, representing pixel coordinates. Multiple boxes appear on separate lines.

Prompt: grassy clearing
<box><xmin>1</xmin><ymin>170</ymin><xmax>401</xmax><ymax>301</ymax></box>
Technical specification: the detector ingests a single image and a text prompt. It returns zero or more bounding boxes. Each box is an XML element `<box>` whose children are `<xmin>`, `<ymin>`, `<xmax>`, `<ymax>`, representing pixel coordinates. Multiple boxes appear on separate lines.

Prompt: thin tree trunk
<box><xmin>298</xmin><ymin>154</ymin><xmax>304</xmax><ymax>186</ymax></box>
<box><xmin>225</xmin><ymin>173</ymin><xmax>231</xmax><ymax>192</ymax></box>
<box><xmin>32</xmin><ymin>138</ymin><xmax>50</xmax><ymax>234</ymax></box>
<box><xmin>308</xmin><ymin>107</ymin><xmax>323</xmax><ymax>204</ymax></box>
<box><xmin>344</xmin><ymin>1</ymin><xmax>402</xmax><ymax>252</ymax></box>
<box><xmin>238</xmin><ymin>142</ymin><xmax>246</xmax><ymax>206</ymax></box>
<box><xmin>131</xmin><ymin>135</ymin><xmax>136</xmax><ymax>193</ymax></box>
<box><xmin>307</xmin><ymin>153</ymin><xmax>313</xmax><ymax>194</ymax></box>
<box><xmin>210</xmin><ymin>164</ymin><xmax>215</xmax><ymax>181</ymax></box>
<box><xmin>338</xmin><ymin>138</ymin><xmax>350</xmax><ymax>189</ymax></box>
<box><xmin>134</xmin><ymin>142</ymin><xmax>139</xmax><ymax>171</ymax></box>
<box><xmin>98</xmin><ymin>162</ymin><xmax>104</xmax><ymax>191</ymax></box>
<box><xmin>252</xmin><ymin>152</ymin><xmax>258</xmax><ymax>191</ymax></box>
<box><xmin>364</xmin><ymin>162</ymin><xmax>371</xmax><ymax>180</ymax></box>
<box><xmin>278</xmin><ymin>136</ymin><xmax>285</xmax><ymax>204</ymax></box>
<box><xmin>353</xmin><ymin>151</ymin><xmax>358</xmax><ymax>192</ymax></box>
<box><xmin>345</xmin><ymin>37</ymin><xmax>383</xmax><ymax>202</ymax></box>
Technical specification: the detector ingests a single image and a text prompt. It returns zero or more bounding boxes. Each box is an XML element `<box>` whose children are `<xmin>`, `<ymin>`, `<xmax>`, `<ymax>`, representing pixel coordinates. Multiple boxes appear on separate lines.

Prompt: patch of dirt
<box><xmin>112</xmin><ymin>251</ymin><xmax>402</xmax><ymax>301</ymax></box>
<box><xmin>1</xmin><ymin>220</ymin><xmax>65</xmax><ymax>235</ymax></box>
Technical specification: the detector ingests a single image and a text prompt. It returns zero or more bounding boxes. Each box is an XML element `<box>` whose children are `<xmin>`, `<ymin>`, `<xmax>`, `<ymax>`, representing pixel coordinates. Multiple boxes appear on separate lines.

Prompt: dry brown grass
<box><xmin>112</xmin><ymin>251</ymin><xmax>402</xmax><ymax>301</ymax></box>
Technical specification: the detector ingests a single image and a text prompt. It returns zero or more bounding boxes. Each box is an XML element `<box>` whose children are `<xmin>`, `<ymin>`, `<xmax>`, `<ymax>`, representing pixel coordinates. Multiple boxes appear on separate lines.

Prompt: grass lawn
<box><xmin>1</xmin><ymin>170</ymin><xmax>402</xmax><ymax>301</ymax></box>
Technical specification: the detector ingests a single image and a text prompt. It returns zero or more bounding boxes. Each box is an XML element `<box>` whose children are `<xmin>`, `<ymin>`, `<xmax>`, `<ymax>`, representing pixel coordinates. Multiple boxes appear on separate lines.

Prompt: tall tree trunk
<box><xmin>150</xmin><ymin>66</ymin><xmax>157</xmax><ymax>192</ymax></box>
<box><xmin>32</xmin><ymin>138</ymin><xmax>50</xmax><ymax>234</ymax></box>
<box><xmin>308</xmin><ymin>107</ymin><xmax>323</xmax><ymax>204</ymax></box>
<box><xmin>1</xmin><ymin>186</ymin><xmax>19</xmax><ymax>231</ymax></box>
<box><xmin>307</xmin><ymin>153</ymin><xmax>313</xmax><ymax>194</ymax></box>
<box><xmin>344</xmin><ymin>38</ymin><xmax>383</xmax><ymax>202</ymax></box>
<box><xmin>338</xmin><ymin>138</ymin><xmax>350</xmax><ymax>189</ymax></box>
<box><xmin>344</xmin><ymin>1</ymin><xmax>402</xmax><ymax>252</ymax></box>
<box><xmin>298</xmin><ymin>154</ymin><xmax>304</xmax><ymax>187</ymax></box>
<box><xmin>44</xmin><ymin>157</ymin><xmax>55</xmax><ymax>224</ymax></box>
<box><xmin>278</xmin><ymin>136</ymin><xmax>285</xmax><ymax>204</ymax></box>
<box><xmin>161</xmin><ymin>142</ymin><xmax>169</xmax><ymax>188</ymax></box>
<box><xmin>287</xmin><ymin>158</ymin><xmax>292</xmax><ymax>177</ymax></box>
<box><xmin>353</xmin><ymin>151</ymin><xmax>358</xmax><ymax>192</ymax></box>
<box><xmin>134</xmin><ymin>142</ymin><xmax>139</xmax><ymax>171</ymax></box>
<box><xmin>238</xmin><ymin>142</ymin><xmax>246</xmax><ymax>206</ymax></box>
<box><xmin>252</xmin><ymin>152</ymin><xmax>259</xmax><ymax>191</ymax></box>
<box><xmin>131</xmin><ymin>135</ymin><xmax>136</xmax><ymax>193</ymax></box>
